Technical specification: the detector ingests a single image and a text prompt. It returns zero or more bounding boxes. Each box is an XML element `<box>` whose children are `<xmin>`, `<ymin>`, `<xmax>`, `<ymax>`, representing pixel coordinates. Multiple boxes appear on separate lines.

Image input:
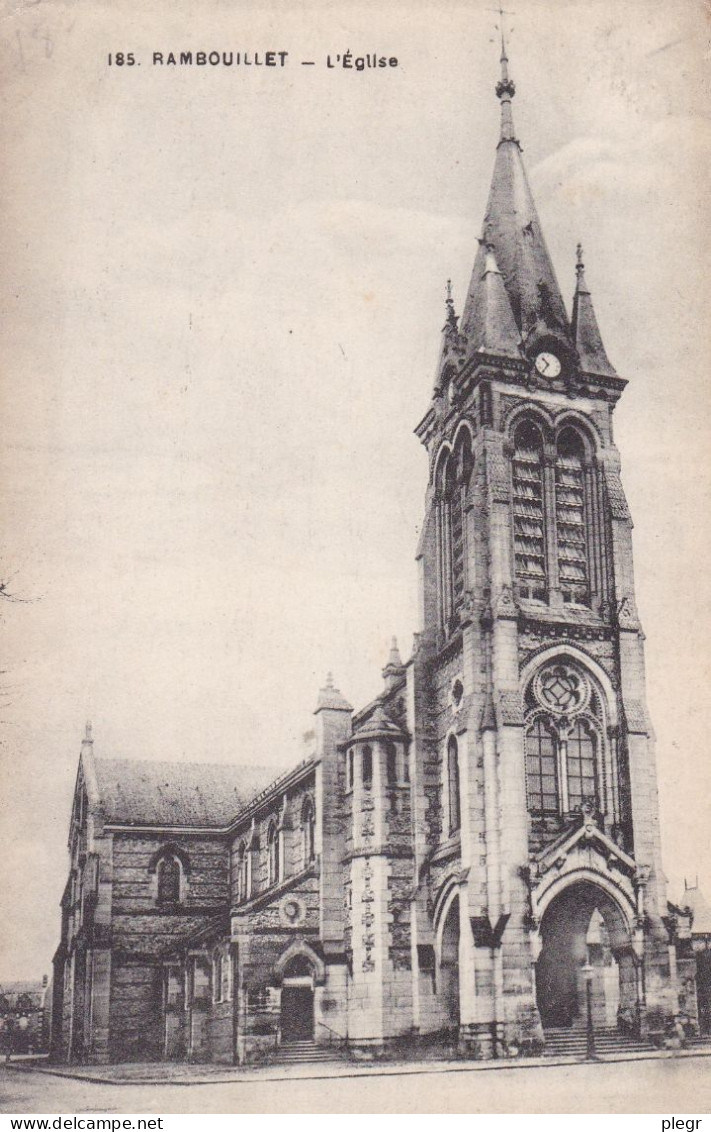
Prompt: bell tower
<box><xmin>409</xmin><ymin>32</ymin><xmax>680</xmax><ymax>1053</ymax></box>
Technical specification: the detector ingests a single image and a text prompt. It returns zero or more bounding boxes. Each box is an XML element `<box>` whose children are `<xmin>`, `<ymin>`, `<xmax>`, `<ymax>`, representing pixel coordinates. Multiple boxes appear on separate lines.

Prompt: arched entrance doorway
<box><xmin>536</xmin><ymin>880</ymin><xmax>638</xmax><ymax>1031</ymax></box>
<box><xmin>280</xmin><ymin>955</ymin><xmax>315</xmax><ymax>1043</ymax></box>
<box><xmin>439</xmin><ymin>895</ymin><xmax>460</xmax><ymax>1027</ymax></box>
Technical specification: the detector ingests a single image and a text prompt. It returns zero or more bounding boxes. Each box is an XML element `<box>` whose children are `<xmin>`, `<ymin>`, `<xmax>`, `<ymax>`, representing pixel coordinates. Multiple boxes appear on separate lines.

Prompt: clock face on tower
<box><xmin>534</xmin><ymin>351</ymin><xmax>561</xmax><ymax>378</ymax></box>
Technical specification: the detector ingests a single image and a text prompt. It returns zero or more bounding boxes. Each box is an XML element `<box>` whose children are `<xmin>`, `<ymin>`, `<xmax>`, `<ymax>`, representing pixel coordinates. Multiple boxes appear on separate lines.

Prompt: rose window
<box><xmin>533</xmin><ymin>662</ymin><xmax>590</xmax><ymax>716</ymax></box>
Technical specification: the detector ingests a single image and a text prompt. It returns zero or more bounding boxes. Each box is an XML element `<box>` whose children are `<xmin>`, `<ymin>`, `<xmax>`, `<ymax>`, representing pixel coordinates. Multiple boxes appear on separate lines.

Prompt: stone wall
<box><xmin>109</xmin><ymin>961</ymin><xmax>162</xmax><ymax>1061</ymax></box>
<box><xmin>108</xmin><ymin>830</ymin><xmax>229</xmax><ymax>1060</ymax></box>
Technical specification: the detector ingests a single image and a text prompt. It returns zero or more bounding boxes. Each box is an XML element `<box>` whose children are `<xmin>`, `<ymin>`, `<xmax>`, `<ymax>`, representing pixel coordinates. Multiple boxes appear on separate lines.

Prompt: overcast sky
<box><xmin>1</xmin><ymin>0</ymin><xmax>709</xmax><ymax>981</ymax></box>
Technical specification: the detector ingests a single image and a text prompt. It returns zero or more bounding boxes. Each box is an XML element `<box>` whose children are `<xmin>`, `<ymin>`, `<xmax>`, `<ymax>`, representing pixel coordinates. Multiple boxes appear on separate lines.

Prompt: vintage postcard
<box><xmin>1</xmin><ymin>0</ymin><xmax>709</xmax><ymax>1116</ymax></box>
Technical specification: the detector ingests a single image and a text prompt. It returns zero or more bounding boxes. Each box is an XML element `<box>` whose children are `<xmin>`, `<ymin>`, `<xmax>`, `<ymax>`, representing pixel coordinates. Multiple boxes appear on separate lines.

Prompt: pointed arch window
<box><xmin>235</xmin><ymin>840</ymin><xmax>250</xmax><ymax>904</ymax></box>
<box><xmin>362</xmin><ymin>745</ymin><xmax>373</xmax><ymax>789</ymax></box>
<box><xmin>524</xmin><ymin>661</ymin><xmax>602</xmax><ymax>819</ymax></box>
<box><xmin>447</xmin><ymin>736</ymin><xmax>461</xmax><ymax>835</ymax></box>
<box><xmin>213</xmin><ymin>952</ymin><xmax>223</xmax><ymax>1003</ymax></box>
<box><xmin>555</xmin><ymin>427</ymin><xmax>589</xmax><ymax>605</ymax></box>
<box><xmin>512</xmin><ymin>421</ymin><xmax>547</xmax><ymax>600</ymax></box>
<box><xmin>157</xmin><ymin>854</ymin><xmax>181</xmax><ymax>905</ymax></box>
<box><xmin>267</xmin><ymin>821</ymin><xmax>280</xmax><ymax>887</ymax></box>
<box><xmin>385</xmin><ymin>741</ymin><xmax>398</xmax><ymax>786</ymax></box>
<box><xmin>301</xmin><ymin>797</ymin><xmax>316</xmax><ymax>866</ymax></box>
<box><xmin>435</xmin><ymin>431</ymin><xmax>473</xmax><ymax>636</ymax></box>
<box><xmin>451</xmin><ymin>434</ymin><xmax>473</xmax><ymax>615</ymax></box>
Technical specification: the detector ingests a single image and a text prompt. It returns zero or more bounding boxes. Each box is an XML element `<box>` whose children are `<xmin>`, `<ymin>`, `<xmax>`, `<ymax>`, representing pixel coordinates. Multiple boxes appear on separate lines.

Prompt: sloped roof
<box><xmin>93</xmin><ymin>756</ymin><xmax>287</xmax><ymax>828</ymax></box>
<box><xmin>352</xmin><ymin>704</ymin><xmax>405</xmax><ymax>741</ymax></box>
<box><xmin>315</xmin><ymin>673</ymin><xmax>353</xmax><ymax>712</ymax></box>
<box><xmin>462</xmin><ymin>245</ymin><xmax>523</xmax><ymax>359</ymax></box>
<box><xmin>681</xmin><ymin>885</ymin><xmax>711</xmax><ymax>936</ymax></box>
<box><xmin>0</xmin><ymin>982</ymin><xmax>46</xmax><ymax>1009</ymax></box>
<box><xmin>461</xmin><ymin>132</ymin><xmax>571</xmax><ymax>349</ymax></box>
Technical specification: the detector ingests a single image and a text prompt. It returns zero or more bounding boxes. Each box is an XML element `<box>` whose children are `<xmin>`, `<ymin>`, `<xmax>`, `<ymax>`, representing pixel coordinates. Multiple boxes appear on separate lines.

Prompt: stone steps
<box><xmin>274</xmin><ymin>1040</ymin><xmax>345</xmax><ymax>1064</ymax></box>
<box><xmin>543</xmin><ymin>1027</ymin><xmax>656</xmax><ymax>1058</ymax></box>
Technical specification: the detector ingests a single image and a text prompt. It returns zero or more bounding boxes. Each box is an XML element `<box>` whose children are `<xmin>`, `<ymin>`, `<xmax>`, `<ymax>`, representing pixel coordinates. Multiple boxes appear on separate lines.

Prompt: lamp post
<box><xmin>582</xmin><ymin>962</ymin><xmax>596</xmax><ymax>1060</ymax></box>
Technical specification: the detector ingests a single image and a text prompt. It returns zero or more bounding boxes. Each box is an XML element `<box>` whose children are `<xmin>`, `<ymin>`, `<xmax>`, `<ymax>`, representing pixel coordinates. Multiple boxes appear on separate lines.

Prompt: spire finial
<box><xmin>386</xmin><ymin>636</ymin><xmax>403</xmax><ymax>667</ymax></box>
<box><xmin>382</xmin><ymin>636</ymin><xmax>406</xmax><ymax>689</ymax></box>
<box><xmin>574</xmin><ymin>241</ymin><xmax>590</xmax><ymax>297</ymax></box>
<box><xmin>83</xmin><ymin>721</ymin><xmax>93</xmax><ymax>744</ymax></box>
<box><xmin>325</xmin><ymin>671</ymin><xmax>334</xmax><ymax>689</ymax></box>
<box><xmin>491</xmin><ymin>5</ymin><xmax>516</xmax><ymax>140</ymax></box>
<box><xmin>498</xmin><ymin>4</ymin><xmax>511</xmax><ymax>63</ymax></box>
<box><xmin>445</xmin><ymin>278</ymin><xmax>458</xmax><ymax>329</ymax></box>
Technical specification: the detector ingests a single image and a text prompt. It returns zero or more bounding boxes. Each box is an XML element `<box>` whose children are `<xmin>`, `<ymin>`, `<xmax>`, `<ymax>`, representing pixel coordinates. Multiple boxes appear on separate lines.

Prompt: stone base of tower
<box><xmin>635</xmin><ymin>925</ymin><xmax>688</xmax><ymax>1043</ymax></box>
<box><xmin>458</xmin><ymin>1011</ymin><xmax>545</xmax><ymax>1060</ymax></box>
<box><xmin>457</xmin><ymin>1022</ymin><xmax>503</xmax><ymax>1059</ymax></box>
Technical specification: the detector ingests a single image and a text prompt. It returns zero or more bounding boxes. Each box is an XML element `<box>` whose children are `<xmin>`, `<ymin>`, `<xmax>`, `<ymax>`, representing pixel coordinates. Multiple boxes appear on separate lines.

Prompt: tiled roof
<box><xmin>93</xmin><ymin>757</ymin><xmax>288</xmax><ymax>828</ymax></box>
<box><xmin>352</xmin><ymin>704</ymin><xmax>405</xmax><ymax>741</ymax></box>
<box><xmin>1</xmin><ymin>981</ymin><xmax>45</xmax><ymax>995</ymax></box>
<box><xmin>681</xmin><ymin>885</ymin><xmax>711</xmax><ymax>936</ymax></box>
<box><xmin>0</xmin><ymin>981</ymin><xmax>46</xmax><ymax>1009</ymax></box>
<box><xmin>462</xmin><ymin>247</ymin><xmax>523</xmax><ymax>360</ymax></box>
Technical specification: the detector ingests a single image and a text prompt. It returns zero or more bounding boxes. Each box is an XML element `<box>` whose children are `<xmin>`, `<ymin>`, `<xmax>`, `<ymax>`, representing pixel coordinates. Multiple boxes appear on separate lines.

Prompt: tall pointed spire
<box><xmin>459</xmin><ymin>26</ymin><xmax>571</xmax><ymax>354</ymax></box>
<box><xmin>571</xmin><ymin>243</ymin><xmax>617</xmax><ymax>377</ymax></box>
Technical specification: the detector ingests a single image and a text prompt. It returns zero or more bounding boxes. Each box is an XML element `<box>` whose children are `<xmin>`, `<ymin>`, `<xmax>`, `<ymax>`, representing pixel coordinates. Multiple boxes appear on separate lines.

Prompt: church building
<box><xmin>51</xmin><ymin>40</ymin><xmax>702</xmax><ymax>1064</ymax></box>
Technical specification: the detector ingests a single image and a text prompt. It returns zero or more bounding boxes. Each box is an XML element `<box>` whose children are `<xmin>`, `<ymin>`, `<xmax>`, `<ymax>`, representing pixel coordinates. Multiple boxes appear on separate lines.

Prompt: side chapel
<box><xmin>52</xmin><ymin>38</ymin><xmax>704</xmax><ymax>1064</ymax></box>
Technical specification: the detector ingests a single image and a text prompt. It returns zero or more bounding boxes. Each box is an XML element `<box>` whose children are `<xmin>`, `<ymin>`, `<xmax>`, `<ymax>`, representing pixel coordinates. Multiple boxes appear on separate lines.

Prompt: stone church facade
<box><xmin>52</xmin><ymin>45</ymin><xmax>701</xmax><ymax>1064</ymax></box>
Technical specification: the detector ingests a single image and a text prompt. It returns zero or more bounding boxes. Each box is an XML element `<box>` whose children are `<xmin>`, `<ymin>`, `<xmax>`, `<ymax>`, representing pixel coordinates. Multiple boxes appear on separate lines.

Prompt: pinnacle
<box><xmin>571</xmin><ymin>244</ymin><xmax>617</xmax><ymax>377</ymax></box>
<box><xmin>315</xmin><ymin>674</ymin><xmax>353</xmax><ymax>714</ymax></box>
<box><xmin>385</xmin><ymin>636</ymin><xmax>404</xmax><ymax>670</ymax></box>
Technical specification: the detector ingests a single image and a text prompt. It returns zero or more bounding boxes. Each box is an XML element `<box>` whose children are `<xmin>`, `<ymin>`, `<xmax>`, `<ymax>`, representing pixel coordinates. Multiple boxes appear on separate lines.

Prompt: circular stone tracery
<box><xmin>533</xmin><ymin>662</ymin><xmax>590</xmax><ymax>716</ymax></box>
<box><xmin>279</xmin><ymin>894</ymin><xmax>306</xmax><ymax>927</ymax></box>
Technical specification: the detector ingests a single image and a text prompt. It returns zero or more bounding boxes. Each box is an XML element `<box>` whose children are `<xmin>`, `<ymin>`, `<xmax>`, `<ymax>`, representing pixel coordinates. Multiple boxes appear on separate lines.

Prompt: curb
<box><xmin>6</xmin><ymin>1046</ymin><xmax>711</xmax><ymax>1088</ymax></box>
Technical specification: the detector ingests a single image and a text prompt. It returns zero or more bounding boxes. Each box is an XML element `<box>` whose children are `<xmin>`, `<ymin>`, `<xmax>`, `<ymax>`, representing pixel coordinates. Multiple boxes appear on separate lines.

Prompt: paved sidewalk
<box><xmin>8</xmin><ymin>1042</ymin><xmax>711</xmax><ymax>1087</ymax></box>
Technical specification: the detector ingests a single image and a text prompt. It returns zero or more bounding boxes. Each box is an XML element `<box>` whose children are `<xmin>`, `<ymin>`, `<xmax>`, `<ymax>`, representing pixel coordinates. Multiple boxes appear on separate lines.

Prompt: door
<box><xmin>280</xmin><ymin>985</ymin><xmax>314</xmax><ymax>1042</ymax></box>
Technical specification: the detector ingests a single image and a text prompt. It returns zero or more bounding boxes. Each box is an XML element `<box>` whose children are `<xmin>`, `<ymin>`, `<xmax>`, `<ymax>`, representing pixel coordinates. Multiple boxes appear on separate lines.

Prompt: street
<box><xmin>0</xmin><ymin>1055</ymin><xmax>710</xmax><ymax>1115</ymax></box>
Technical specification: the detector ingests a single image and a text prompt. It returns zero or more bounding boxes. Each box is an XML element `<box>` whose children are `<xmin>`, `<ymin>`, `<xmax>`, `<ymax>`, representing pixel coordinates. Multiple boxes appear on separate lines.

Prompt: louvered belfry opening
<box><xmin>435</xmin><ymin>431</ymin><xmax>473</xmax><ymax>637</ymax></box>
<box><xmin>512</xmin><ymin>420</ymin><xmax>547</xmax><ymax>601</ymax></box>
<box><xmin>555</xmin><ymin>427</ymin><xmax>589</xmax><ymax>605</ymax></box>
<box><xmin>451</xmin><ymin>435</ymin><xmax>472</xmax><ymax>618</ymax></box>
